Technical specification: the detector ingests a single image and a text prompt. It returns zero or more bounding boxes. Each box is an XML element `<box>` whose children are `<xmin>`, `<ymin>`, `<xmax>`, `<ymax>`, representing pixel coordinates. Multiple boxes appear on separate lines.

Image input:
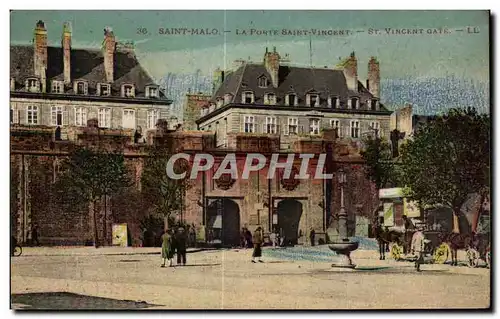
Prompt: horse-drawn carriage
<box><xmin>386</xmin><ymin>228</ymin><xmax>490</xmax><ymax>268</ymax></box>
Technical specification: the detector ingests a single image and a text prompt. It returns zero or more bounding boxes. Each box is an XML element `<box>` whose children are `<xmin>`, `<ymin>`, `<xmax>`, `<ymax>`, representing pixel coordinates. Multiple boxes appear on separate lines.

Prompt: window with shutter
<box><xmin>51</xmin><ymin>106</ymin><xmax>64</xmax><ymax>126</ymax></box>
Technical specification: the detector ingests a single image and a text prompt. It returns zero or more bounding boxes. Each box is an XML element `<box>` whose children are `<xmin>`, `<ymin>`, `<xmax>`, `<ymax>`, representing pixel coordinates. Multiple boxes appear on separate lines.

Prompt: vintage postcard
<box><xmin>9</xmin><ymin>10</ymin><xmax>490</xmax><ymax>310</ymax></box>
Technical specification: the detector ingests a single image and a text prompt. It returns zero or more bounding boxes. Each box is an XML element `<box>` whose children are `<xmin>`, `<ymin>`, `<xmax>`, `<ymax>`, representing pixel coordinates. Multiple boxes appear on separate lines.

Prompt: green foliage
<box><xmin>57</xmin><ymin>147</ymin><xmax>133</xmax><ymax>203</ymax></box>
<box><xmin>360</xmin><ymin>136</ymin><xmax>399</xmax><ymax>190</ymax></box>
<box><xmin>400</xmin><ymin>108</ymin><xmax>490</xmax><ymax>211</ymax></box>
<box><xmin>141</xmin><ymin>144</ymin><xmax>189</xmax><ymax>223</ymax></box>
<box><xmin>55</xmin><ymin>147</ymin><xmax>133</xmax><ymax>247</ymax></box>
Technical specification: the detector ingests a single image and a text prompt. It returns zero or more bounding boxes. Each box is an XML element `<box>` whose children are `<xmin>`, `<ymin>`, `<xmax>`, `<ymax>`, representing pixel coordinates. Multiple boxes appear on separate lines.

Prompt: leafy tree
<box><xmin>141</xmin><ymin>142</ymin><xmax>190</xmax><ymax>229</ymax></box>
<box><xmin>360</xmin><ymin>136</ymin><xmax>400</xmax><ymax>191</ymax></box>
<box><xmin>56</xmin><ymin>147</ymin><xmax>132</xmax><ymax>247</ymax></box>
<box><xmin>400</xmin><ymin>108</ymin><xmax>490</xmax><ymax>232</ymax></box>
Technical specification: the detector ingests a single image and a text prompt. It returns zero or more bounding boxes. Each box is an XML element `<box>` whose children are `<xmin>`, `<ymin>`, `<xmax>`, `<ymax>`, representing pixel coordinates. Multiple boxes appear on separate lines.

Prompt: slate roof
<box><xmin>10</xmin><ymin>45</ymin><xmax>167</xmax><ymax>99</ymax></box>
<box><xmin>211</xmin><ymin>63</ymin><xmax>389</xmax><ymax>112</ymax></box>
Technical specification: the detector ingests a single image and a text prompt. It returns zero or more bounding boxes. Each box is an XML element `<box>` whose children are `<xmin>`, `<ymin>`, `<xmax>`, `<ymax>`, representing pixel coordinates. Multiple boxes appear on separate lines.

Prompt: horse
<box><xmin>372</xmin><ymin>223</ymin><xmax>403</xmax><ymax>260</ymax></box>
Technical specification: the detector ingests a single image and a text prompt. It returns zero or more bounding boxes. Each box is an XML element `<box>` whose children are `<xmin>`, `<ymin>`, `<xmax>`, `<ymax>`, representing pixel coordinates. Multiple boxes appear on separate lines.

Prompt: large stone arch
<box><xmin>277</xmin><ymin>199</ymin><xmax>303</xmax><ymax>246</ymax></box>
<box><xmin>207</xmin><ymin>198</ymin><xmax>241</xmax><ymax>247</ymax></box>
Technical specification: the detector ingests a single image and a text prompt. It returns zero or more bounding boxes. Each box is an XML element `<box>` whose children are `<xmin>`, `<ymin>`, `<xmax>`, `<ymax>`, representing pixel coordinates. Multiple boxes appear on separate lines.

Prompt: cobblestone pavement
<box><xmin>10</xmin><ymin>247</ymin><xmax>490</xmax><ymax>310</ymax></box>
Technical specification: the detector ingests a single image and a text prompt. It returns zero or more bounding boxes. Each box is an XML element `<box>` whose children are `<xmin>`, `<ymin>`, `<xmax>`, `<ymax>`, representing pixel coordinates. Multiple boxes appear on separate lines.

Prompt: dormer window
<box><xmin>74</xmin><ymin>80</ymin><xmax>88</xmax><ymax>95</ymax></box>
<box><xmin>348</xmin><ymin>97</ymin><xmax>359</xmax><ymax>110</ymax></box>
<box><xmin>264</xmin><ymin>93</ymin><xmax>276</xmax><ymax>105</ymax></box>
<box><xmin>26</xmin><ymin>78</ymin><xmax>39</xmax><ymax>92</ymax></box>
<box><xmin>241</xmin><ymin>91</ymin><xmax>254</xmax><ymax>104</ymax></box>
<box><xmin>258</xmin><ymin>76</ymin><xmax>269</xmax><ymax>88</ymax></box>
<box><xmin>98</xmin><ymin>83</ymin><xmax>111</xmax><ymax>96</ymax></box>
<box><xmin>286</xmin><ymin>94</ymin><xmax>297</xmax><ymax>106</ymax></box>
<box><xmin>145</xmin><ymin>85</ymin><xmax>159</xmax><ymax>98</ymax></box>
<box><xmin>216</xmin><ymin>98</ymin><xmax>224</xmax><ymax>108</ymax></box>
<box><xmin>51</xmin><ymin>80</ymin><xmax>64</xmax><ymax>94</ymax></box>
<box><xmin>209</xmin><ymin>103</ymin><xmax>216</xmax><ymax>113</ymax></box>
<box><xmin>224</xmin><ymin>94</ymin><xmax>233</xmax><ymax>105</ymax></box>
<box><xmin>307</xmin><ymin>93</ymin><xmax>319</xmax><ymax>107</ymax></box>
<box><xmin>122</xmin><ymin>84</ymin><xmax>135</xmax><ymax>97</ymax></box>
<box><xmin>201</xmin><ymin>106</ymin><xmax>209</xmax><ymax>117</ymax></box>
<box><xmin>367</xmin><ymin>99</ymin><xmax>379</xmax><ymax>111</ymax></box>
<box><xmin>328</xmin><ymin>96</ymin><xmax>340</xmax><ymax>108</ymax></box>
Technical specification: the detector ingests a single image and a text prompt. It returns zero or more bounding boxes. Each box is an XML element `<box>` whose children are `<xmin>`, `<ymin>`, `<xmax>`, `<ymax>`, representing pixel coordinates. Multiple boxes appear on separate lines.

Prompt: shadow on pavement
<box><xmin>11</xmin><ymin>292</ymin><xmax>161</xmax><ymax>310</ymax></box>
<box><xmin>173</xmin><ymin>263</ymin><xmax>221</xmax><ymax>267</ymax></box>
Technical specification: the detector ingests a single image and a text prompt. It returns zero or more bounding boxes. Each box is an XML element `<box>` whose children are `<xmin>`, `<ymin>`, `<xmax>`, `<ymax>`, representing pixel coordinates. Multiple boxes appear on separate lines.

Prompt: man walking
<box><xmin>309</xmin><ymin>228</ymin><xmax>316</xmax><ymax>247</ymax></box>
<box><xmin>175</xmin><ymin>227</ymin><xmax>187</xmax><ymax>266</ymax></box>
<box><xmin>31</xmin><ymin>223</ymin><xmax>40</xmax><ymax>246</ymax></box>
<box><xmin>252</xmin><ymin>226</ymin><xmax>264</xmax><ymax>263</ymax></box>
<box><xmin>411</xmin><ymin>226</ymin><xmax>426</xmax><ymax>272</ymax></box>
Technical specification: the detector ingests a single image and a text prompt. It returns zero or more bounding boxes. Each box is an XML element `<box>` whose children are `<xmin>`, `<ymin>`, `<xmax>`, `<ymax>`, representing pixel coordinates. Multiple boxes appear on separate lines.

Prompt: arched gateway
<box><xmin>207</xmin><ymin>198</ymin><xmax>240</xmax><ymax>247</ymax></box>
<box><xmin>277</xmin><ymin>199</ymin><xmax>303</xmax><ymax>246</ymax></box>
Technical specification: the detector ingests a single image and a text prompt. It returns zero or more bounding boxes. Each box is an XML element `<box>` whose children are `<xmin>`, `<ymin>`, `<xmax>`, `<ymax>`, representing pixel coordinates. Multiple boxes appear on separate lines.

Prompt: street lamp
<box><xmin>328</xmin><ymin>168</ymin><xmax>359</xmax><ymax>269</ymax></box>
<box><xmin>337</xmin><ymin>169</ymin><xmax>348</xmax><ymax>242</ymax></box>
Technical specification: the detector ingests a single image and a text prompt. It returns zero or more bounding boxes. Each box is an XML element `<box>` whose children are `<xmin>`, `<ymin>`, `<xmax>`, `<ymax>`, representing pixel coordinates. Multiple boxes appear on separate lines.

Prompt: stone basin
<box><xmin>328</xmin><ymin>241</ymin><xmax>359</xmax><ymax>254</ymax></box>
<box><xmin>329</xmin><ymin>241</ymin><xmax>359</xmax><ymax>269</ymax></box>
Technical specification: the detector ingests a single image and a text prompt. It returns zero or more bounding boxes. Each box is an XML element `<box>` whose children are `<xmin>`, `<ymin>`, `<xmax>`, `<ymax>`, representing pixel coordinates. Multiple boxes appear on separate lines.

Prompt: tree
<box><xmin>360</xmin><ymin>135</ymin><xmax>400</xmax><ymax>191</ymax></box>
<box><xmin>56</xmin><ymin>147</ymin><xmax>132</xmax><ymax>247</ymax></box>
<box><xmin>141</xmin><ymin>142</ymin><xmax>189</xmax><ymax>230</ymax></box>
<box><xmin>399</xmin><ymin>108</ymin><xmax>490</xmax><ymax>232</ymax></box>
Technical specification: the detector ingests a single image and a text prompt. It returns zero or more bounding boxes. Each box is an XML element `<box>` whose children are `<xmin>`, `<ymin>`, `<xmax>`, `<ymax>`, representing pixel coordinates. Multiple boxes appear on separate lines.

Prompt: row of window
<box><xmin>241</xmin><ymin>115</ymin><xmax>381</xmax><ymax>138</ymax></box>
<box><xmin>11</xmin><ymin>105</ymin><xmax>159</xmax><ymax>129</ymax></box>
<box><xmin>18</xmin><ymin>78</ymin><xmax>159</xmax><ymax>98</ymax></box>
<box><xmin>203</xmin><ymin>92</ymin><xmax>379</xmax><ymax>116</ymax></box>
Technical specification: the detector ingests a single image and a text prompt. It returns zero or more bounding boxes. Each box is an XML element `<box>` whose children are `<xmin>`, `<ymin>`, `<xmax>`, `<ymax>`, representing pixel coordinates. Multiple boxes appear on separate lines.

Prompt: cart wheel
<box><xmin>466</xmin><ymin>248</ymin><xmax>480</xmax><ymax>268</ymax></box>
<box><xmin>433</xmin><ymin>243</ymin><xmax>450</xmax><ymax>264</ymax></box>
<box><xmin>13</xmin><ymin>246</ymin><xmax>22</xmax><ymax>257</ymax></box>
<box><xmin>390</xmin><ymin>243</ymin><xmax>402</xmax><ymax>261</ymax></box>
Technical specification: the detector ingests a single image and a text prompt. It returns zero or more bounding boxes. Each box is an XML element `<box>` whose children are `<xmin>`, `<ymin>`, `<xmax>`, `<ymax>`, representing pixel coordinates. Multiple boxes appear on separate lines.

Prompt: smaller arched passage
<box><xmin>206</xmin><ymin>198</ymin><xmax>241</xmax><ymax>247</ymax></box>
<box><xmin>277</xmin><ymin>199</ymin><xmax>303</xmax><ymax>246</ymax></box>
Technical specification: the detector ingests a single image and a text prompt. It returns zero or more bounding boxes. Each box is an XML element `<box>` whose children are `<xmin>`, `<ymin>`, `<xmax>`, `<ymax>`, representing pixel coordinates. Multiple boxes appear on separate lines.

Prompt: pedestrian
<box><xmin>31</xmin><ymin>223</ymin><xmax>40</xmax><ymax>246</ymax></box>
<box><xmin>374</xmin><ymin>218</ymin><xmax>386</xmax><ymax>260</ymax></box>
<box><xmin>411</xmin><ymin>226</ymin><xmax>426</xmax><ymax>272</ymax></box>
<box><xmin>240</xmin><ymin>228</ymin><xmax>247</xmax><ymax>248</ymax></box>
<box><xmin>252</xmin><ymin>226</ymin><xmax>264</xmax><ymax>263</ymax></box>
<box><xmin>309</xmin><ymin>228</ymin><xmax>316</xmax><ymax>247</ymax></box>
<box><xmin>189</xmin><ymin>224</ymin><xmax>196</xmax><ymax>248</ymax></box>
<box><xmin>207</xmin><ymin>228</ymin><xmax>214</xmax><ymax>244</ymax></box>
<box><xmin>161</xmin><ymin>229</ymin><xmax>174</xmax><ymax>268</ymax></box>
<box><xmin>402</xmin><ymin>215</ymin><xmax>415</xmax><ymax>254</ymax></box>
<box><xmin>270</xmin><ymin>229</ymin><xmax>277</xmax><ymax>248</ymax></box>
<box><xmin>245</xmin><ymin>229</ymin><xmax>253</xmax><ymax>248</ymax></box>
<box><xmin>175</xmin><ymin>227</ymin><xmax>187</xmax><ymax>266</ymax></box>
<box><xmin>279</xmin><ymin>228</ymin><xmax>285</xmax><ymax>247</ymax></box>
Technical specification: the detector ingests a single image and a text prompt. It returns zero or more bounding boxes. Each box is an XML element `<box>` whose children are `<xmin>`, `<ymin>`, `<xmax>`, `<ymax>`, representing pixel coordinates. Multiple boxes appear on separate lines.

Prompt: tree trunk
<box><xmin>103</xmin><ymin>195</ymin><xmax>107</xmax><ymax>246</ymax></box>
<box><xmin>93</xmin><ymin>200</ymin><xmax>99</xmax><ymax>248</ymax></box>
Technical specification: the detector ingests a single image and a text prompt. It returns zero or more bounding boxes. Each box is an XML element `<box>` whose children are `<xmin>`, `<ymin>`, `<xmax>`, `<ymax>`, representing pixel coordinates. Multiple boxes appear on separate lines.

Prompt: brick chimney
<box><xmin>339</xmin><ymin>52</ymin><xmax>358</xmax><ymax>93</ymax></box>
<box><xmin>102</xmin><ymin>27</ymin><xmax>116</xmax><ymax>83</ymax></box>
<box><xmin>212</xmin><ymin>67</ymin><xmax>225</xmax><ymax>95</ymax></box>
<box><xmin>263</xmin><ymin>47</ymin><xmax>280</xmax><ymax>88</ymax></box>
<box><xmin>367</xmin><ymin>57</ymin><xmax>380</xmax><ymax>98</ymax></box>
<box><xmin>62</xmin><ymin>22</ymin><xmax>72</xmax><ymax>85</ymax></box>
<box><xmin>33</xmin><ymin>20</ymin><xmax>48</xmax><ymax>92</ymax></box>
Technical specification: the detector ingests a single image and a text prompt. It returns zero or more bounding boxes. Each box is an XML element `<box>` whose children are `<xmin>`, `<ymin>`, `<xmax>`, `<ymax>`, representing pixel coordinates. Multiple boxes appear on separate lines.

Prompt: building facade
<box><xmin>10</xmin><ymin>21</ymin><xmax>175</xmax><ymax>140</ymax></box>
<box><xmin>194</xmin><ymin>48</ymin><xmax>392</xmax><ymax>150</ymax></box>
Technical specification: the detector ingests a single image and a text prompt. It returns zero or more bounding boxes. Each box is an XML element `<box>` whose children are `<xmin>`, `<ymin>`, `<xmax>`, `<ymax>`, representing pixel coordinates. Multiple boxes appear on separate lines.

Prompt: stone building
<box><xmin>10</xmin><ymin>20</ymin><xmax>175</xmax><ymax>139</ymax></box>
<box><xmin>10</xmin><ymin>44</ymin><xmax>388</xmax><ymax>247</ymax></box>
<box><xmin>194</xmin><ymin>48</ymin><xmax>392</xmax><ymax>150</ymax></box>
<box><xmin>10</xmin><ymin>123</ymin><xmax>378</xmax><ymax>247</ymax></box>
